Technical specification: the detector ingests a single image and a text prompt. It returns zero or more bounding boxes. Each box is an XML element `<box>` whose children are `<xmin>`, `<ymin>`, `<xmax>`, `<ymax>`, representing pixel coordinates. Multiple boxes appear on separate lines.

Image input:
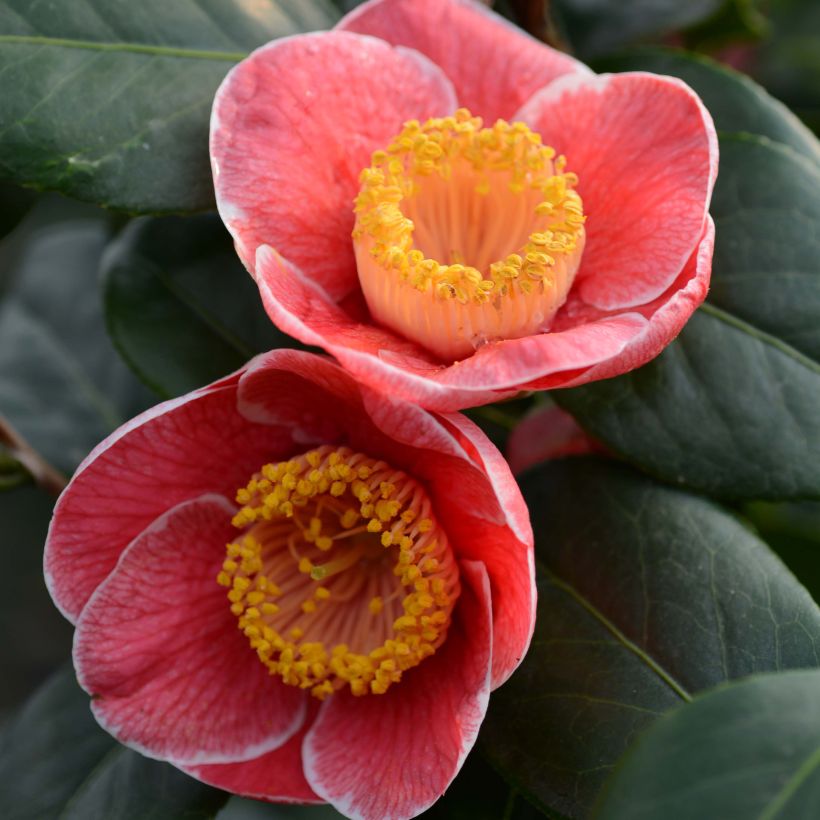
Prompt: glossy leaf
<box><xmin>102</xmin><ymin>214</ymin><xmax>303</xmax><ymax>398</ymax></box>
<box><xmin>0</xmin><ymin>0</ymin><xmax>337</xmax><ymax>213</ymax></box>
<box><xmin>555</xmin><ymin>136</ymin><xmax>820</xmax><ymax>499</ymax></box>
<box><xmin>482</xmin><ymin>457</ymin><xmax>820</xmax><ymax>818</ymax></box>
<box><xmin>0</xmin><ymin>212</ymin><xmax>152</xmax><ymax>473</ymax></box>
<box><xmin>0</xmin><ymin>667</ymin><xmax>228</xmax><ymax>820</ymax></box>
<box><xmin>597</xmin><ymin>47</ymin><xmax>820</xmax><ymax>165</ymax></box>
<box><xmin>594</xmin><ymin>669</ymin><xmax>820</xmax><ymax>819</ymax></box>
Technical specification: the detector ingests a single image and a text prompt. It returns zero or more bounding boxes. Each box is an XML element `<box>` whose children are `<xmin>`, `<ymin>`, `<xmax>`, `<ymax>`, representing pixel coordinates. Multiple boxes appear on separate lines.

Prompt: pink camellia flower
<box><xmin>210</xmin><ymin>0</ymin><xmax>718</xmax><ymax>412</ymax></box>
<box><xmin>44</xmin><ymin>350</ymin><xmax>534</xmax><ymax>820</ymax></box>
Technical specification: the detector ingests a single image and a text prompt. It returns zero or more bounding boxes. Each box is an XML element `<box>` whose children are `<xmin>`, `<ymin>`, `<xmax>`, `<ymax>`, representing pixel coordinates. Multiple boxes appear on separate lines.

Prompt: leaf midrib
<box><xmin>536</xmin><ymin>559</ymin><xmax>693</xmax><ymax>704</ymax></box>
<box><xmin>0</xmin><ymin>34</ymin><xmax>247</xmax><ymax>62</ymax></box>
<box><xmin>698</xmin><ymin>302</ymin><xmax>820</xmax><ymax>376</ymax></box>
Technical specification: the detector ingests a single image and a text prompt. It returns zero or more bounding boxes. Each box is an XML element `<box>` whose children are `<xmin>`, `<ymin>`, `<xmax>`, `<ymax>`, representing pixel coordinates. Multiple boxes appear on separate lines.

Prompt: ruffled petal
<box><xmin>518</xmin><ymin>71</ymin><xmax>718</xmax><ymax>310</ymax></box>
<box><xmin>338</xmin><ymin>0</ymin><xmax>590</xmax><ymax>121</ymax></box>
<box><xmin>186</xmin><ymin>701</ymin><xmax>323</xmax><ymax>804</ymax></box>
<box><xmin>303</xmin><ymin>560</ymin><xmax>492</xmax><ymax>820</ymax></box>
<box><xmin>254</xmin><ymin>245</ymin><xmax>649</xmax><ymax>410</ymax></box>
<box><xmin>45</xmin><ymin>382</ymin><xmax>291</xmax><ymax>623</ymax></box>
<box><xmin>74</xmin><ymin>496</ymin><xmax>307</xmax><ymax>766</ymax></box>
<box><xmin>211</xmin><ymin>30</ymin><xmax>456</xmax><ymax>301</ymax></box>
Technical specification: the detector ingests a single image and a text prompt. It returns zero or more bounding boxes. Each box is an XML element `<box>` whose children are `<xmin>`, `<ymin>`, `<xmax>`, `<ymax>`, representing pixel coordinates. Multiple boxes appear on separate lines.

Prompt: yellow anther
<box><xmin>218</xmin><ymin>445</ymin><xmax>460</xmax><ymax>700</ymax></box>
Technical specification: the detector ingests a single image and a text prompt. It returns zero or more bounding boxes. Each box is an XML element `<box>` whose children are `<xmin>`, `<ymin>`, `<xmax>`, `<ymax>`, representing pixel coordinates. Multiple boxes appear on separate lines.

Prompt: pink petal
<box><xmin>45</xmin><ymin>382</ymin><xmax>292</xmax><ymax>623</ymax></box>
<box><xmin>518</xmin><ymin>71</ymin><xmax>718</xmax><ymax>310</ymax></box>
<box><xmin>74</xmin><ymin>495</ymin><xmax>307</xmax><ymax>766</ymax></box>
<box><xmin>506</xmin><ymin>404</ymin><xmax>601</xmax><ymax>475</ymax></box>
<box><xmin>338</xmin><ymin>0</ymin><xmax>591</xmax><ymax>121</ymax></box>
<box><xmin>303</xmin><ymin>560</ymin><xmax>492</xmax><ymax>820</ymax></box>
<box><xmin>256</xmin><ymin>243</ymin><xmax>649</xmax><ymax>409</ymax></box>
<box><xmin>431</xmin><ymin>413</ymin><xmax>535</xmax><ymax>687</ymax></box>
<box><xmin>554</xmin><ymin>215</ymin><xmax>715</xmax><ymax>388</ymax></box>
<box><xmin>187</xmin><ymin>701</ymin><xmax>323</xmax><ymax>804</ymax></box>
<box><xmin>211</xmin><ymin>30</ymin><xmax>456</xmax><ymax>301</ymax></box>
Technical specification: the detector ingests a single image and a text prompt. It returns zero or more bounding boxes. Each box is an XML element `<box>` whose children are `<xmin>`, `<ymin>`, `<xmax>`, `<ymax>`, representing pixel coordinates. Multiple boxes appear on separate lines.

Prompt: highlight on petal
<box><xmin>303</xmin><ymin>560</ymin><xmax>492</xmax><ymax>820</ymax></box>
<box><xmin>45</xmin><ymin>382</ymin><xmax>291</xmax><ymax>623</ymax></box>
<box><xmin>74</xmin><ymin>495</ymin><xmax>307</xmax><ymax>766</ymax></box>
<box><xmin>186</xmin><ymin>701</ymin><xmax>323</xmax><ymax>804</ymax></box>
<box><xmin>518</xmin><ymin>71</ymin><xmax>718</xmax><ymax>310</ymax></box>
<box><xmin>210</xmin><ymin>30</ymin><xmax>456</xmax><ymax>301</ymax></box>
<box><xmin>339</xmin><ymin>0</ymin><xmax>591</xmax><ymax>121</ymax></box>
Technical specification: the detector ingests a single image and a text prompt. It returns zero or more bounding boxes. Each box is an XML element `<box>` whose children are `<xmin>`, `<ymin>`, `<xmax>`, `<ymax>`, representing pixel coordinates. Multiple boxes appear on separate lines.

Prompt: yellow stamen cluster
<box><xmin>353</xmin><ymin>108</ymin><xmax>585</xmax><ymax>305</ymax></box>
<box><xmin>217</xmin><ymin>446</ymin><xmax>459</xmax><ymax>699</ymax></box>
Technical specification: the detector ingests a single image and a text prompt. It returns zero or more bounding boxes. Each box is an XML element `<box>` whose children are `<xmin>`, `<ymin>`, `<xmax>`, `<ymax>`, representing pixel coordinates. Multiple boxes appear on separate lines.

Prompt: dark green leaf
<box><xmin>596</xmin><ymin>47</ymin><xmax>820</xmax><ymax>164</ymax></box>
<box><xmin>482</xmin><ymin>457</ymin><xmax>820</xmax><ymax>818</ymax></box>
<box><xmin>555</xmin><ymin>135</ymin><xmax>820</xmax><ymax>499</ymax></box>
<box><xmin>0</xmin><ymin>666</ymin><xmax>228</xmax><ymax>819</ymax></box>
<box><xmin>551</xmin><ymin>0</ymin><xmax>721</xmax><ymax>59</ymax></box>
<box><xmin>0</xmin><ymin>211</ymin><xmax>153</xmax><ymax>473</ymax></box>
<box><xmin>0</xmin><ymin>486</ymin><xmax>70</xmax><ymax>714</ymax></box>
<box><xmin>102</xmin><ymin>214</ymin><xmax>303</xmax><ymax>399</ymax></box>
<box><xmin>594</xmin><ymin>669</ymin><xmax>820</xmax><ymax>819</ymax></box>
<box><xmin>0</xmin><ymin>0</ymin><xmax>338</xmax><ymax>213</ymax></box>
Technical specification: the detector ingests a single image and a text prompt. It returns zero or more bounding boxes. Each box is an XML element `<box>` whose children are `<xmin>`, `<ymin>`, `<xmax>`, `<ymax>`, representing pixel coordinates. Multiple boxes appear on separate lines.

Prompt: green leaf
<box><xmin>0</xmin><ymin>0</ymin><xmax>338</xmax><ymax>213</ymax></box>
<box><xmin>0</xmin><ymin>485</ymin><xmax>71</xmax><ymax>712</ymax></box>
<box><xmin>555</xmin><ymin>135</ymin><xmax>820</xmax><ymax>500</ymax></box>
<box><xmin>101</xmin><ymin>214</ymin><xmax>303</xmax><ymax>399</ymax></box>
<box><xmin>0</xmin><ymin>210</ymin><xmax>153</xmax><ymax>473</ymax></box>
<box><xmin>482</xmin><ymin>457</ymin><xmax>820</xmax><ymax>819</ymax></box>
<box><xmin>594</xmin><ymin>669</ymin><xmax>820</xmax><ymax>819</ymax></box>
<box><xmin>0</xmin><ymin>444</ymin><xmax>28</xmax><ymax>490</ymax></box>
<box><xmin>596</xmin><ymin>47</ymin><xmax>820</xmax><ymax>165</ymax></box>
<box><xmin>0</xmin><ymin>667</ymin><xmax>228</xmax><ymax>819</ymax></box>
<box><xmin>551</xmin><ymin>0</ymin><xmax>722</xmax><ymax>59</ymax></box>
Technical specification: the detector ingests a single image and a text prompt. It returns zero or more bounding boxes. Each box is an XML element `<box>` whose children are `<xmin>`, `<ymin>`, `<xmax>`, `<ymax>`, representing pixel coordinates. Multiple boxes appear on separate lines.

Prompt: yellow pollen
<box><xmin>218</xmin><ymin>445</ymin><xmax>460</xmax><ymax>699</ymax></box>
<box><xmin>353</xmin><ymin>108</ymin><xmax>586</xmax><ymax>361</ymax></box>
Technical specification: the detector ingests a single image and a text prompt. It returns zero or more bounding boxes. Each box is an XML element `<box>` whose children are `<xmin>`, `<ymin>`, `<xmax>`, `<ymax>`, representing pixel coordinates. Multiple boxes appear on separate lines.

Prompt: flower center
<box><xmin>353</xmin><ymin>108</ymin><xmax>586</xmax><ymax>361</ymax></box>
<box><xmin>217</xmin><ymin>446</ymin><xmax>459</xmax><ymax>699</ymax></box>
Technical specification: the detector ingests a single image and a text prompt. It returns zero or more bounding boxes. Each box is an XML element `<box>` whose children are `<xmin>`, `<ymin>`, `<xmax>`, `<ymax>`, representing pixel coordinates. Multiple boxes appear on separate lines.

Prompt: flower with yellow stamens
<box><xmin>47</xmin><ymin>349</ymin><xmax>534</xmax><ymax>819</ymax></box>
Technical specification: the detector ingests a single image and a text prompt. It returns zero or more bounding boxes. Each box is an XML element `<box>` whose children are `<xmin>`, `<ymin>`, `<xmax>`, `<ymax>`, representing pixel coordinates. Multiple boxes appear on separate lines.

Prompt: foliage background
<box><xmin>1</xmin><ymin>1</ymin><xmax>820</xmax><ymax>818</ymax></box>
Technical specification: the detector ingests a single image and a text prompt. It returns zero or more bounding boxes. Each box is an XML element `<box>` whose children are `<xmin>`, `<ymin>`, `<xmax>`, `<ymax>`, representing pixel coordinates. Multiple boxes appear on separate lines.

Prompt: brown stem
<box><xmin>508</xmin><ymin>0</ymin><xmax>572</xmax><ymax>51</ymax></box>
<box><xmin>0</xmin><ymin>415</ymin><xmax>67</xmax><ymax>496</ymax></box>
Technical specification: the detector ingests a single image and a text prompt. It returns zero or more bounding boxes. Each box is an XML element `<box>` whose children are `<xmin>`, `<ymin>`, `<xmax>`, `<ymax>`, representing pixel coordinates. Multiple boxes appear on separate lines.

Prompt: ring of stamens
<box><xmin>218</xmin><ymin>446</ymin><xmax>460</xmax><ymax>699</ymax></box>
<box><xmin>353</xmin><ymin>108</ymin><xmax>586</xmax><ymax>361</ymax></box>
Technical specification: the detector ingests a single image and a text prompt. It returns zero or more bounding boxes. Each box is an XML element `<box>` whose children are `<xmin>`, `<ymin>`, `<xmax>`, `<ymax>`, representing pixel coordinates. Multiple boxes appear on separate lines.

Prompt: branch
<box><xmin>0</xmin><ymin>415</ymin><xmax>67</xmax><ymax>496</ymax></box>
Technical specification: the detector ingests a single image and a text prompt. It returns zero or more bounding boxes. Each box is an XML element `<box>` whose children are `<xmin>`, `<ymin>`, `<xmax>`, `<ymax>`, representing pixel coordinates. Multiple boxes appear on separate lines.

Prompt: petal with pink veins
<box><xmin>303</xmin><ymin>560</ymin><xmax>492</xmax><ymax>820</ymax></box>
<box><xmin>187</xmin><ymin>700</ymin><xmax>323</xmax><ymax>804</ymax></box>
<box><xmin>338</xmin><ymin>0</ymin><xmax>591</xmax><ymax>121</ymax></box>
<box><xmin>45</xmin><ymin>382</ymin><xmax>292</xmax><ymax>624</ymax></box>
<box><xmin>518</xmin><ymin>71</ymin><xmax>718</xmax><ymax>310</ymax></box>
<box><xmin>210</xmin><ymin>30</ymin><xmax>456</xmax><ymax>301</ymax></box>
<box><xmin>74</xmin><ymin>495</ymin><xmax>307</xmax><ymax>766</ymax></box>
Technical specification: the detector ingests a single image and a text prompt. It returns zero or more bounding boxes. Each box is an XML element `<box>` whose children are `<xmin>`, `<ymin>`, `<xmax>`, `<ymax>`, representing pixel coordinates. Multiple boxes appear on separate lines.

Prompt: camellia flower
<box><xmin>44</xmin><ymin>350</ymin><xmax>534</xmax><ymax>820</ymax></box>
<box><xmin>210</xmin><ymin>0</ymin><xmax>718</xmax><ymax>412</ymax></box>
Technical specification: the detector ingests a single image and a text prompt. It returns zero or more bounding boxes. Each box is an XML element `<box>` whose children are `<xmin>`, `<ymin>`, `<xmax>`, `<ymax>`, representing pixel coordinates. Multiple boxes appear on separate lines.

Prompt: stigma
<box><xmin>217</xmin><ymin>446</ymin><xmax>459</xmax><ymax>699</ymax></box>
<box><xmin>353</xmin><ymin>108</ymin><xmax>586</xmax><ymax>361</ymax></box>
